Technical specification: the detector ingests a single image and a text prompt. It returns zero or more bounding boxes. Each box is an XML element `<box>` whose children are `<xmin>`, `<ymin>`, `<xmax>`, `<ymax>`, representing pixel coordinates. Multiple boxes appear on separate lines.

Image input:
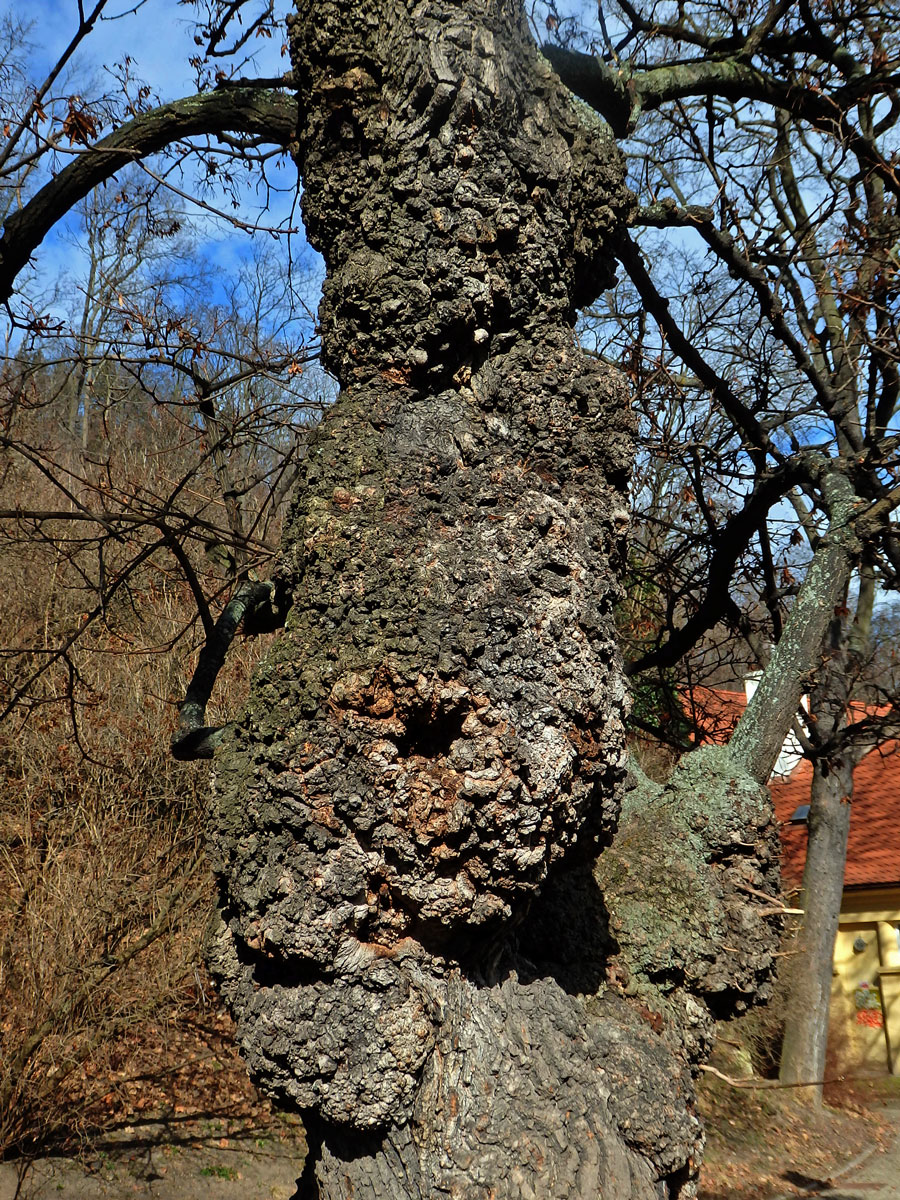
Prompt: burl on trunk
<box><xmin>205</xmin><ymin>2</ymin><xmax>782</xmax><ymax>1196</ymax></box>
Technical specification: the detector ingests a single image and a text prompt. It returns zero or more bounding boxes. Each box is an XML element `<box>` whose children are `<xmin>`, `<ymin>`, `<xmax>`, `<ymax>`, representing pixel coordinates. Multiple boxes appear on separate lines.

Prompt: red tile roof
<box><xmin>685</xmin><ymin>686</ymin><xmax>900</xmax><ymax>891</ymax></box>
<box><xmin>684</xmin><ymin>686</ymin><xmax>745</xmax><ymax>746</ymax></box>
<box><xmin>772</xmin><ymin>742</ymin><xmax>900</xmax><ymax>891</ymax></box>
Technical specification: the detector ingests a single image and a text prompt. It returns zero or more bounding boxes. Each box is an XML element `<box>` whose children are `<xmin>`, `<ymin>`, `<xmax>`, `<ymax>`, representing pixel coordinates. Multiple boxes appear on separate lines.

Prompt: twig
<box><xmin>700</xmin><ymin>1064</ymin><xmax>846</xmax><ymax>1090</ymax></box>
<box><xmin>734</xmin><ymin>882</ymin><xmax>803</xmax><ymax>914</ymax></box>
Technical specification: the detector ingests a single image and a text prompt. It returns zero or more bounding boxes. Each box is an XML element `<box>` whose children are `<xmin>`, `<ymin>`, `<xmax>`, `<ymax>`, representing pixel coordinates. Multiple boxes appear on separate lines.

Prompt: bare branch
<box><xmin>171</xmin><ymin>576</ymin><xmax>284</xmax><ymax>760</ymax></box>
<box><xmin>0</xmin><ymin>87</ymin><xmax>299</xmax><ymax>302</ymax></box>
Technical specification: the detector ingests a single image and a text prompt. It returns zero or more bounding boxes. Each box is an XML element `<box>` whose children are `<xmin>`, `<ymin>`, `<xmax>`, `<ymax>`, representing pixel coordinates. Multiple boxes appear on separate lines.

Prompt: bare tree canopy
<box><xmin>558</xmin><ymin>0</ymin><xmax>900</xmax><ymax>1102</ymax></box>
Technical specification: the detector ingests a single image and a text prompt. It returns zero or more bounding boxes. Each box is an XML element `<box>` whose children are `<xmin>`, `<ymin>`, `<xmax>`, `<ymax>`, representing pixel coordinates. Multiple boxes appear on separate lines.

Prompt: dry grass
<box><xmin>0</xmin><ymin>384</ymin><xmax>281</xmax><ymax>1158</ymax></box>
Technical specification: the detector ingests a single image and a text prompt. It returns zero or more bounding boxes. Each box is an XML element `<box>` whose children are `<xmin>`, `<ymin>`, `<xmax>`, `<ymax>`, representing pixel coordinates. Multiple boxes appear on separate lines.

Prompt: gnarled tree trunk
<box><xmin>205</xmin><ymin>3</ymin><xmax>784</xmax><ymax>1196</ymax></box>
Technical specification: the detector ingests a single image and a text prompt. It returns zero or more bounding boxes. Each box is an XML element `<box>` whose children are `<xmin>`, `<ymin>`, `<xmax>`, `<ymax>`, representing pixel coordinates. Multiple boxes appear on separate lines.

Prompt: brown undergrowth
<box><xmin>0</xmin><ymin>393</ymin><xmax>283</xmax><ymax>1160</ymax></box>
<box><xmin>0</xmin><ymin>578</ymin><xmax>274</xmax><ymax>1158</ymax></box>
<box><xmin>698</xmin><ymin>1055</ymin><xmax>897</xmax><ymax>1199</ymax></box>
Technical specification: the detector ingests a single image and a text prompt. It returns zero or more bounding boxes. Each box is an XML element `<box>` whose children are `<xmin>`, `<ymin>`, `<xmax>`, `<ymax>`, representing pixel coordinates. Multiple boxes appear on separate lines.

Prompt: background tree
<box><xmin>548</xmin><ymin>0</ymin><xmax>900</xmax><ymax>1100</ymax></box>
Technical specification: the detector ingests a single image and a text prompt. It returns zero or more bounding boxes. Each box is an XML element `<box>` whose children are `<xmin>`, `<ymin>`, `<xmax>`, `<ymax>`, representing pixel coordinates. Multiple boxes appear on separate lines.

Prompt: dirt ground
<box><xmin>3</xmin><ymin>1058</ymin><xmax>898</xmax><ymax>1199</ymax></box>
<box><xmin>697</xmin><ymin>1074</ymin><xmax>900</xmax><ymax>1200</ymax></box>
<box><xmin>0</xmin><ymin>1113</ymin><xmax>307</xmax><ymax>1200</ymax></box>
<box><xmin>808</xmin><ymin>1119</ymin><xmax>900</xmax><ymax>1200</ymax></box>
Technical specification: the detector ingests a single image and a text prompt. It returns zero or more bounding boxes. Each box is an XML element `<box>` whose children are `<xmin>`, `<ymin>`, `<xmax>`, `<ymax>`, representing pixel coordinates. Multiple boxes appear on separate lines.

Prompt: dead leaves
<box><xmin>61</xmin><ymin>98</ymin><xmax>98</xmax><ymax>145</ymax></box>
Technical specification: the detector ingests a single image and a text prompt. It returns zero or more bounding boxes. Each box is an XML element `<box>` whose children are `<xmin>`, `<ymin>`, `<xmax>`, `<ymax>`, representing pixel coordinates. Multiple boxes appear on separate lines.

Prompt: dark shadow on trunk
<box><xmin>515</xmin><ymin>840</ymin><xmax>618</xmax><ymax>995</ymax></box>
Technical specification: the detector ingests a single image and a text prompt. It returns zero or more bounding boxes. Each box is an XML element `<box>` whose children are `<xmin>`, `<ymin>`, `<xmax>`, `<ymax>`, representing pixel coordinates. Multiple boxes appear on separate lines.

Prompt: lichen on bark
<box><xmin>597</xmin><ymin>748</ymin><xmax>782</xmax><ymax>1016</ymax></box>
<box><xmin>204</xmin><ymin>2</ymin><xmax>784</xmax><ymax>1196</ymax></box>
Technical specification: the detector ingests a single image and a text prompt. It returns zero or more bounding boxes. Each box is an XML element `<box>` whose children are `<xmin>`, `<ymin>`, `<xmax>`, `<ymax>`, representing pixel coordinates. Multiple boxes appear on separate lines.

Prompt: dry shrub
<box><xmin>0</xmin><ymin>373</ymin><xmax>282</xmax><ymax>1157</ymax></box>
<box><xmin>721</xmin><ymin>964</ymin><xmax>792</xmax><ymax>1080</ymax></box>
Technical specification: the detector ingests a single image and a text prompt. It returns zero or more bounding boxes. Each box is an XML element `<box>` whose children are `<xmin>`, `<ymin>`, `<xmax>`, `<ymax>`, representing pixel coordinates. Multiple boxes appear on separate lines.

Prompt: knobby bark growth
<box><xmin>204</xmin><ymin>2</ymin><xmax>785</xmax><ymax>1196</ymax></box>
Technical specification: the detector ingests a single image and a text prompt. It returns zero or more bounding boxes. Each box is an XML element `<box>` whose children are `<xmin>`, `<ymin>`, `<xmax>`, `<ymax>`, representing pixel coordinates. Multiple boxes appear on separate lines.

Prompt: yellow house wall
<box><xmin>831</xmin><ymin>887</ymin><xmax>900</xmax><ymax>1076</ymax></box>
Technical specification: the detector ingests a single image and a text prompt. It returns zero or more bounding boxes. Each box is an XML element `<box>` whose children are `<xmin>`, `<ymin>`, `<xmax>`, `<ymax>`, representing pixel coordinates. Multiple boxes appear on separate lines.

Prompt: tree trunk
<box><xmin>727</xmin><ymin>467</ymin><xmax>860</xmax><ymax>787</ymax></box>
<box><xmin>205</xmin><ymin>3</ymin><xmax>784</xmax><ymax>1195</ymax></box>
<box><xmin>778</xmin><ymin>571</ymin><xmax>873</xmax><ymax>1101</ymax></box>
<box><xmin>777</xmin><ymin>753</ymin><xmax>852</xmax><ymax>1102</ymax></box>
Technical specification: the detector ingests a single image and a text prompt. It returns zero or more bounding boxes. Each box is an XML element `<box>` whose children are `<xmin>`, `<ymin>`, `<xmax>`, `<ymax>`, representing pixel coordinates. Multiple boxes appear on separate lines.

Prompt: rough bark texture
<box><xmin>205</xmin><ymin>2</ymin><xmax>783</xmax><ymax>1196</ymax></box>
<box><xmin>596</xmin><ymin>747</ymin><xmax>782</xmax><ymax>1021</ymax></box>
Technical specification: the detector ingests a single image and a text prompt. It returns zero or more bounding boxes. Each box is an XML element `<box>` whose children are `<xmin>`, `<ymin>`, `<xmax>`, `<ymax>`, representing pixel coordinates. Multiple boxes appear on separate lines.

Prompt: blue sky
<box><xmin>7</xmin><ymin>0</ymin><xmax>600</xmax><ymax>327</ymax></box>
<box><xmin>25</xmin><ymin>0</ymin><xmax>215</xmax><ymax>97</ymax></box>
<box><xmin>7</xmin><ymin>0</ymin><xmax>321</xmax><ymax>331</ymax></box>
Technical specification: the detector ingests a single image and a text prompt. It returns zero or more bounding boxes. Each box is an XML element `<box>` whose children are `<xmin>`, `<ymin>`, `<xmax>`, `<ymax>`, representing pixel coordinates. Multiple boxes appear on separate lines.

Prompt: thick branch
<box><xmin>171</xmin><ymin>577</ymin><xmax>281</xmax><ymax>761</ymax></box>
<box><xmin>542</xmin><ymin>45</ymin><xmax>777</xmax><ymax>135</ymax></box>
<box><xmin>631</xmin><ymin>200</ymin><xmax>714</xmax><ymax>227</ymax></box>
<box><xmin>729</xmin><ymin>469</ymin><xmax>861</xmax><ymax>783</ymax></box>
<box><xmin>0</xmin><ymin>88</ymin><xmax>299</xmax><ymax>302</ymax></box>
<box><xmin>544</xmin><ymin>45</ymin><xmax>900</xmax><ymax>196</ymax></box>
